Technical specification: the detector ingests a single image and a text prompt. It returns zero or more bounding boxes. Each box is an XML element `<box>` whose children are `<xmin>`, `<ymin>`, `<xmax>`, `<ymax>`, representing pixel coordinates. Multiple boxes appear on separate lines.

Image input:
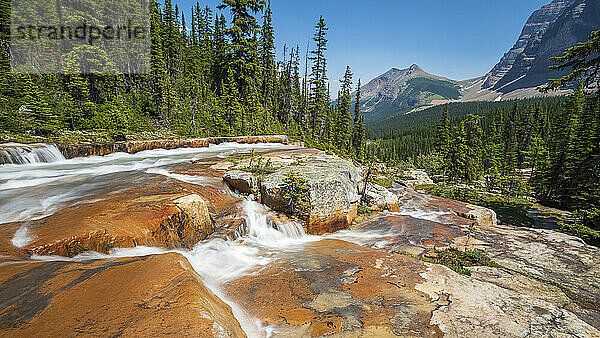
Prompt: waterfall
<box><xmin>241</xmin><ymin>199</ymin><xmax>306</xmax><ymax>243</ymax></box>
<box><xmin>0</xmin><ymin>143</ymin><xmax>66</xmax><ymax>165</ymax></box>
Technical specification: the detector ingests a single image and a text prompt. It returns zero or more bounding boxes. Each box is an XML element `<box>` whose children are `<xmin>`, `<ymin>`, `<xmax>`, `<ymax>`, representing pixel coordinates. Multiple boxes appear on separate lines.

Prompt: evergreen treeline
<box><xmin>421</xmin><ymin>88</ymin><xmax>599</xmax><ymax>242</ymax></box>
<box><xmin>366</xmin><ymin>98</ymin><xmax>565</xmax><ymax>162</ymax></box>
<box><xmin>431</xmin><ymin>87</ymin><xmax>599</xmax><ymax>213</ymax></box>
<box><xmin>0</xmin><ymin>0</ymin><xmax>366</xmax><ymax>160</ymax></box>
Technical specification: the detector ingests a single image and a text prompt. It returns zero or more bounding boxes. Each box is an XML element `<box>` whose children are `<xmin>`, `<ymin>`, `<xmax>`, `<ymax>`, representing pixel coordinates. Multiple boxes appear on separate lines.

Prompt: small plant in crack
<box><xmin>423</xmin><ymin>248</ymin><xmax>500</xmax><ymax>276</ymax></box>
<box><xmin>282</xmin><ymin>172</ymin><xmax>310</xmax><ymax>221</ymax></box>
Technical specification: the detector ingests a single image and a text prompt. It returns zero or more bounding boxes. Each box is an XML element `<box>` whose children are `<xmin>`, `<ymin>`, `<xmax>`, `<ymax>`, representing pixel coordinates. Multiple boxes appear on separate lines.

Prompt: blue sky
<box><xmin>177</xmin><ymin>0</ymin><xmax>551</xmax><ymax>93</ymax></box>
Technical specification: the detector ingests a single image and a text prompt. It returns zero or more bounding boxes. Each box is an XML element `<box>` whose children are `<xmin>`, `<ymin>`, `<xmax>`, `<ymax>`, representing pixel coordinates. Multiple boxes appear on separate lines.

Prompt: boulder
<box><xmin>363</xmin><ymin>182</ymin><xmax>400</xmax><ymax>212</ymax></box>
<box><xmin>20</xmin><ymin>183</ymin><xmax>216</xmax><ymax>257</ymax></box>
<box><xmin>223</xmin><ymin>170</ymin><xmax>260</xmax><ymax>196</ymax></box>
<box><xmin>459</xmin><ymin>203</ymin><xmax>498</xmax><ymax>227</ymax></box>
<box><xmin>172</xmin><ymin>194</ymin><xmax>214</xmax><ymax>239</ymax></box>
<box><xmin>401</xmin><ymin>169</ymin><xmax>434</xmax><ymax>188</ymax></box>
<box><xmin>260</xmin><ymin>155</ymin><xmax>361</xmax><ymax>235</ymax></box>
<box><xmin>0</xmin><ymin>253</ymin><xmax>246</xmax><ymax>337</ymax></box>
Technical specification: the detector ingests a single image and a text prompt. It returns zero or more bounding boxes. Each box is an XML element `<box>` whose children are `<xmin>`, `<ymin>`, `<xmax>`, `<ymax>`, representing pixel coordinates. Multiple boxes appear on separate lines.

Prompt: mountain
<box><xmin>463</xmin><ymin>0</ymin><xmax>599</xmax><ymax>99</ymax></box>
<box><xmin>491</xmin><ymin>0</ymin><xmax>600</xmax><ymax>92</ymax></box>
<box><xmin>482</xmin><ymin>0</ymin><xmax>576</xmax><ymax>90</ymax></box>
<box><xmin>357</xmin><ymin>64</ymin><xmax>461</xmax><ymax>121</ymax></box>
<box><xmin>361</xmin><ymin>0</ymin><xmax>600</xmax><ymax>120</ymax></box>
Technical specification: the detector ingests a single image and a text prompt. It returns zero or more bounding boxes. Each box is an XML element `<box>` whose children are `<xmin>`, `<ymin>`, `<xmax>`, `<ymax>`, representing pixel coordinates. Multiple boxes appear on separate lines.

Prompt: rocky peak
<box><xmin>482</xmin><ymin>0</ymin><xmax>576</xmax><ymax>90</ymax></box>
<box><xmin>492</xmin><ymin>0</ymin><xmax>599</xmax><ymax>92</ymax></box>
<box><xmin>361</xmin><ymin>65</ymin><xmax>431</xmax><ymax>99</ymax></box>
<box><xmin>408</xmin><ymin>63</ymin><xmax>423</xmax><ymax>72</ymax></box>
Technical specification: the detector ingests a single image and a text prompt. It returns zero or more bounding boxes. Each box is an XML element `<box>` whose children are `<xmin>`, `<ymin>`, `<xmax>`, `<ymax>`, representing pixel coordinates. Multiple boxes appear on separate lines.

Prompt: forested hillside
<box><xmin>0</xmin><ymin>0</ymin><xmax>366</xmax><ymax>159</ymax></box>
<box><xmin>366</xmin><ymin>29</ymin><xmax>600</xmax><ymax>244</ymax></box>
<box><xmin>366</xmin><ymin>98</ymin><xmax>565</xmax><ymax>161</ymax></box>
<box><xmin>368</xmin><ymin>87</ymin><xmax>599</xmax><ymax>243</ymax></box>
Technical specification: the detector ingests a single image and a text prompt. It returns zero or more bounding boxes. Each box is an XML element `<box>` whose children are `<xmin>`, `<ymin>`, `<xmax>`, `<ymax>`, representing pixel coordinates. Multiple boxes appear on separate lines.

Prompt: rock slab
<box><xmin>0</xmin><ymin>253</ymin><xmax>246</xmax><ymax>337</ymax></box>
<box><xmin>260</xmin><ymin>154</ymin><xmax>361</xmax><ymax>235</ymax></box>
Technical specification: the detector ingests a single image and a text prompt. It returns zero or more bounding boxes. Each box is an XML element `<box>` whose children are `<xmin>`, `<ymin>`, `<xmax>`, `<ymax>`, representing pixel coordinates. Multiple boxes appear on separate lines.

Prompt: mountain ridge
<box><xmin>361</xmin><ymin>0</ymin><xmax>599</xmax><ymax>121</ymax></box>
<box><xmin>357</xmin><ymin>64</ymin><xmax>461</xmax><ymax>121</ymax></box>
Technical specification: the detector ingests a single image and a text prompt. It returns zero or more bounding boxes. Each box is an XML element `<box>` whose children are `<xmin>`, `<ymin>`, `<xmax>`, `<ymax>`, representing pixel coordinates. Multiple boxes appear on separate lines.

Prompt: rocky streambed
<box><xmin>0</xmin><ymin>141</ymin><xmax>598</xmax><ymax>337</ymax></box>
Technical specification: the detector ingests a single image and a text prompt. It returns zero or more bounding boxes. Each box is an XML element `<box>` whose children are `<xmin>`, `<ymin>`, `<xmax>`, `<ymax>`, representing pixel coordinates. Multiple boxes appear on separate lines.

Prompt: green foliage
<box><xmin>240</xmin><ymin>150</ymin><xmax>279</xmax><ymax>175</ymax></box>
<box><xmin>352</xmin><ymin>79</ymin><xmax>366</xmax><ymax>161</ymax></box>
<box><xmin>370</xmin><ymin>90</ymin><xmax>599</xmax><ymax>215</ymax></box>
<box><xmin>370</xmin><ymin>176</ymin><xmax>393</xmax><ymax>188</ymax></box>
<box><xmin>282</xmin><ymin>172</ymin><xmax>310</xmax><ymax>220</ymax></box>
<box><xmin>366</xmin><ymin>98</ymin><xmax>564</xmax><ymax>162</ymax></box>
<box><xmin>423</xmin><ymin>248</ymin><xmax>500</xmax><ymax>276</ymax></box>
<box><xmin>559</xmin><ymin>208</ymin><xmax>600</xmax><ymax>246</ymax></box>
<box><xmin>368</xmin><ymin>37</ymin><xmax>600</xmax><ymax>216</ymax></box>
<box><xmin>406</xmin><ymin>77</ymin><xmax>461</xmax><ymax>100</ymax></box>
<box><xmin>0</xmin><ymin>1</ymin><xmax>367</xmax><ymax>162</ymax></box>
<box><xmin>357</xmin><ymin>204</ymin><xmax>375</xmax><ymax>215</ymax></box>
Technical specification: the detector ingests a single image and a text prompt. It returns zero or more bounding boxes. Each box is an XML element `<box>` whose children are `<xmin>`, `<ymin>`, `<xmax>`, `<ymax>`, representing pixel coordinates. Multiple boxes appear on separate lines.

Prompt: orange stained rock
<box><xmin>306</xmin><ymin>203</ymin><xmax>358</xmax><ymax>235</ymax></box>
<box><xmin>0</xmin><ymin>253</ymin><xmax>246</xmax><ymax>337</ymax></box>
<box><xmin>58</xmin><ymin>135</ymin><xmax>290</xmax><ymax>159</ymax></box>
<box><xmin>226</xmin><ymin>239</ymin><xmax>443</xmax><ymax>337</ymax></box>
<box><xmin>18</xmin><ymin>178</ymin><xmax>214</xmax><ymax>257</ymax></box>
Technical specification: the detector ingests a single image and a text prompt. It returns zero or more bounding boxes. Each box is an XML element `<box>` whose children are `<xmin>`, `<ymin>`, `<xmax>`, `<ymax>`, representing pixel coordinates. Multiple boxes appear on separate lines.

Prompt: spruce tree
<box><xmin>336</xmin><ymin>66</ymin><xmax>353</xmax><ymax>150</ymax></box>
<box><xmin>218</xmin><ymin>0</ymin><xmax>265</xmax><ymax>95</ymax></box>
<box><xmin>260</xmin><ymin>0</ymin><xmax>275</xmax><ymax>109</ymax></box>
<box><xmin>309</xmin><ymin>16</ymin><xmax>328</xmax><ymax>140</ymax></box>
<box><xmin>352</xmin><ymin>79</ymin><xmax>365</xmax><ymax>160</ymax></box>
<box><xmin>436</xmin><ymin>104</ymin><xmax>451</xmax><ymax>178</ymax></box>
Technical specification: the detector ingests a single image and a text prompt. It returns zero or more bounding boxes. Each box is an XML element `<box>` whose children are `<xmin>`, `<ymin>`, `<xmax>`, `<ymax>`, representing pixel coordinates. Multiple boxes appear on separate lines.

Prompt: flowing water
<box><xmin>1</xmin><ymin>142</ymin><xmax>452</xmax><ymax>337</ymax></box>
<box><xmin>0</xmin><ymin>143</ymin><xmax>65</xmax><ymax>165</ymax></box>
<box><xmin>0</xmin><ymin>142</ymin><xmax>292</xmax><ymax>225</ymax></box>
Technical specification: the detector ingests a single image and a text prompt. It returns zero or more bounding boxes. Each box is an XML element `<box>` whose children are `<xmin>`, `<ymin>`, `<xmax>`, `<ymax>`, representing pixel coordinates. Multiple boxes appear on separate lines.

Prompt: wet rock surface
<box><xmin>226</xmin><ymin>239</ymin><xmax>442</xmax><ymax>337</ymax></box>
<box><xmin>0</xmin><ymin>253</ymin><xmax>245</xmax><ymax>337</ymax></box>
<box><xmin>1</xmin><ymin>145</ymin><xmax>599</xmax><ymax>337</ymax></box>
<box><xmin>16</xmin><ymin>178</ymin><xmax>215</xmax><ymax>257</ymax></box>
<box><xmin>56</xmin><ymin>135</ymin><xmax>290</xmax><ymax>160</ymax></box>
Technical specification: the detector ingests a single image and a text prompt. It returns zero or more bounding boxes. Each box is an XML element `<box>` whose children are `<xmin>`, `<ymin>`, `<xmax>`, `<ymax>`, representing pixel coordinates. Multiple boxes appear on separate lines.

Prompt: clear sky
<box><xmin>178</xmin><ymin>0</ymin><xmax>551</xmax><ymax>93</ymax></box>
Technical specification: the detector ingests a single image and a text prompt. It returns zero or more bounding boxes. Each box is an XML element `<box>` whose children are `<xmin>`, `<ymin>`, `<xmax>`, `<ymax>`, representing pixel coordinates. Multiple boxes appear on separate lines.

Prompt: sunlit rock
<box><xmin>223</xmin><ymin>170</ymin><xmax>260</xmax><ymax>196</ymax></box>
<box><xmin>260</xmin><ymin>155</ymin><xmax>361</xmax><ymax>235</ymax></box>
<box><xmin>363</xmin><ymin>182</ymin><xmax>400</xmax><ymax>212</ymax></box>
<box><xmin>0</xmin><ymin>253</ymin><xmax>246</xmax><ymax>337</ymax></box>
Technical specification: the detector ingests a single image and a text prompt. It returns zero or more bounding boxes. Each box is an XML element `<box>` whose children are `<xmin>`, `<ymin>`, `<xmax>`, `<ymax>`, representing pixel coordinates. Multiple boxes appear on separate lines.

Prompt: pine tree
<box><xmin>502</xmin><ymin>101</ymin><xmax>519</xmax><ymax>175</ymax></box>
<box><xmin>223</xmin><ymin>68</ymin><xmax>243</xmax><ymax>135</ymax></box>
<box><xmin>309</xmin><ymin>16</ymin><xmax>328</xmax><ymax>140</ymax></box>
<box><xmin>336</xmin><ymin>66</ymin><xmax>353</xmax><ymax>150</ymax></box>
<box><xmin>352</xmin><ymin>79</ymin><xmax>365</xmax><ymax>160</ymax></box>
<box><xmin>260</xmin><ymin>0</ymin><xmax>275</xmax><ymax>109</ymax></box>
<box><xmin>212</xmin><ymin>14</ymin><xmax>228</xmax><ymax>95</ymax></box>
<box><xmin>436</xmin><ymin>104</ymin><xmax>451</xmax><ymax>178</ymax></box>
<box><xmin>218</xmin><ymin>0</ymin><xmax>265</xmax><ymax>95</ymax></box>
<box><xmin>149</xmin><ymin>0</ymin><xmax>167</xmax><ymax>121</ymax></box>
<box><xmin>463</xmin><ymin>114</ymin><xmax>483</xmax><ymax>183</ymax></box>
<box><xmin>448</xmin><ymin>123</ymin><xmax>468</xmax><ymax>183</ymax></box>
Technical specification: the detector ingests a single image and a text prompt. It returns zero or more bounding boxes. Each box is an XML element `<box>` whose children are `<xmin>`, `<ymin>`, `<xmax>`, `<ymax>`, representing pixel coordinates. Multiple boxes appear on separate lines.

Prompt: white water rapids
<box><xmin>1</xmin><ymin>142</ymin><xmax>452</xmax><ymax>337</ymax></box>
<box><xmin>0</xmin><ymin>142</ymin><xmax>292</xmax><ymax>225</ymax></box>
<box><xmin>0</xmin><ymin>143</ymin><xmax>65</xmax><ymax>164</ymax></box>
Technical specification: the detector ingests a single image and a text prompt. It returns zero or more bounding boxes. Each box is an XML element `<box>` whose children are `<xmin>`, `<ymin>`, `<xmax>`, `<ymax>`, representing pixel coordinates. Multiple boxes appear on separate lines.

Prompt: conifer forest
<box><xmin>0</xmin><ymin>0</ymin><xmax>367</xmax><ymax>159</ymax></box>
